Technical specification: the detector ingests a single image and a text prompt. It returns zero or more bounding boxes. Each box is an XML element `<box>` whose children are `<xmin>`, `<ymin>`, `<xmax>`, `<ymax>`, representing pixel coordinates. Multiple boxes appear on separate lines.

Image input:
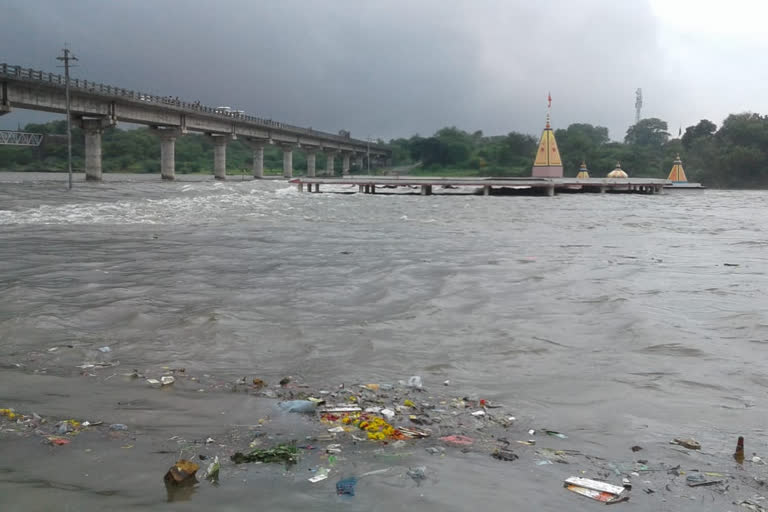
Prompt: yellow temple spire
<box><xmin>531</xmin><ymin>92</ymin><xmax>563</xmax><ymax>177</ymax></box>
<box><xmin>576</xmin><ymin>161</ymin><xmax>590</xmax><ymax>179</ymax></box>
<box><xmin>667</xmin><ymin>154</ymin><xmax>688</xmax><ymax>182</ymax></box>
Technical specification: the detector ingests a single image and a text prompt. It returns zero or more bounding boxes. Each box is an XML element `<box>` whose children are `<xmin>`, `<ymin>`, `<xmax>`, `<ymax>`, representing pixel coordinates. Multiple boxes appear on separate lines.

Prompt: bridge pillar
<box><xmin>282</xmin><ymin>146</ymin><xmax>293</xmax><ymax>178</ymax></box>
<box><xmin>242</xmin><ymin>139</ymin><xmax>267</xmax><ymax>178</ymax></box>
<box><xmin>81</xmin><ymin>119</ymin><xmax>104</xmax><ymax>181</ymax></box>
<box><xmin>151</xmin><ymin>128</ymin><xmax>182</xmax><ymax>181</ymax></box>
<box><xmin>306</xmin><ymin>150</ymin><xmax>316</xmax><ymax>177</ymax></box>
<box><xmin>342</xmin><ymin>153</ymin><xmax>350</xmax><ymax>176</ymax></box>
<box><xmin>325</xmin><ymin>152</ymin><xmax>336</xmax><ymax>176</ymax></box>
<box><xmin>355</xmin><ymin>154</ymin><xmax>364</xmax><ymax>171</ymax></box>
<box><xmin>210</xmin><ymin>136</ymin><xmax>228</xmax><ymax>180</ymax></box>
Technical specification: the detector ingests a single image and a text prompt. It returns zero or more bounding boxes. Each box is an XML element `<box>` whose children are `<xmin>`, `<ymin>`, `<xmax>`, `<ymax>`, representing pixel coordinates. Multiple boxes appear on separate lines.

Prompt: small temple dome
<box><xmin>576</xmin><ymin>161</ymin><xmax>590</xmax><ymax>179</ymax></box>
<box><xmin>607</xmin><ymin>162</ymin><xmax>628</xmax><ymax>179</ymax></box>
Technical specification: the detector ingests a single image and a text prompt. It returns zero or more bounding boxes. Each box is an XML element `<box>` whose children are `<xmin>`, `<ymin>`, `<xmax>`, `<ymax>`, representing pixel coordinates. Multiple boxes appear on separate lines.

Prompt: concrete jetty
<box><xmin>291</xmin><ymin>176</ymin><xmax>670</xmax><ymax>196</ymax></box>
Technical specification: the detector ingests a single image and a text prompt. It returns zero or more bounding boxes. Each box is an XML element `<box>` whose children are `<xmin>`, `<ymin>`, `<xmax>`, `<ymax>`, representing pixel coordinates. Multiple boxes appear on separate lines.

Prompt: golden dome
<box><xmin>607</xmin><ymin>162</ymin><xmax>628</xmax><ymax>179</ymax></box>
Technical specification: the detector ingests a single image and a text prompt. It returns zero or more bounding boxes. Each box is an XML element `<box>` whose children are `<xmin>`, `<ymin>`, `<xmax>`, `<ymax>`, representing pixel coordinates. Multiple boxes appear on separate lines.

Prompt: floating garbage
<box><xmin>671</xmin><ymin>438</ymin><xmax>701</xmax><ymax>450</ymax></box>
<box><xmin>407</xmin><ymin>466</ymin><xmax>427</xmax><ymax>482</ymax></box>
<box><xmin>545</xmin><ymin>430</ymin><xmax>567</xmax><ymax>439</ymax></box>
<box><xmin>440</xmin><ymin>435</ymin><xmax>473</xmax><ymax>446</ymax></box>
<box><xmin>398</xmin><ymin>426</ymin><xmax>431</xmax><ymax>439</ymax></box>
<box><xmin>160</xmin><ymin>376</ymin><xmax>175</xmax><ymax>386</ymax></box>
<box><xmin>336</xmin><ymin>477</ymin><xmax>357</xmax><ymax>496</ymax></box>
<box><xmin>564</xmin><ymin>476</ymin><xmax>629</xmax><ymax>504</ymax></box>
<box><xmin>205</xmin><ymin>456</ymin><xmax>220</xmax><ymax>483</ymax></box>
<box><xmin>252</xmin><ymin>378</ymin><xmax>266</xmax><ymax>388</ymax></box>
<box><xmin>686</xmin><ymin>473</ymin><xmax>722</xmax><ymax>487</ymax></box>
<box><xmin>231</xmin><ymin>442</ymin><xmax>299</xmax><ymax>465</ymax></box>
<box><xmin>164</xmin><ymin>459</ymin><xmax>199</xmax><ymax>486</ymax></box>
<box><xmin>492</xmin><ymin>448</ymin><xmax>518</xmax><ymax>461</ymax></box>
<box><xmin>735</xmin><ymin>436</ymin><xmax>745</xmax><ymax>464</ymax></box>
<box><xmin>309</xmin><ymin>467</ymin><xmax>329</xmax><ymax>483</ymax></box>
<box><xmin>98</xmin><ymin>346</ymin><xmax>111</xmax><ymax>353</ymax></box>
<box><xmin>319</xmin><ymin>405</ymin><xmax>361</xmax><ymax>414</ymax></box>
<box><xmin>407</xmin><ymin>376</ymin><xmax>423</xmax><ymax>389</ymax></box>
<box><xmin>278</xmin><ymin>400</ymin><xmax>317</xmax><ymax>413</ymax></box>
<box><xmin>109</xmin><ymin>423</ymin><xmax>128</xmax><ymax>431</ymax></box>
<box><xmin>471</xmin><ymin>410</ymin><xmax>486</xmax><ymax>417</ymax></box>
<box><xmin>47</xmin><ymin>436</ymin><xmax>70</xmax><ymax>446</ymax></box>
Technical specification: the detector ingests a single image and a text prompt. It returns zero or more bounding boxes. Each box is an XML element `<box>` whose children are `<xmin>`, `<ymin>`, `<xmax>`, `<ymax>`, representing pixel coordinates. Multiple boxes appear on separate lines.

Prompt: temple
<box><xmin>607</xmin><ymin>162</ymin><xmax>628</xmax><ymax>178</ymax></box>
<box><xmin>576</xmin><ymin>161</ymin><xmax>590</xmax><ymax>179</ymax></box>
<box><xmin>531</xmin><ymin>95</ymin><xmax>563</xmax><ymax>177</ymax></box>
<box><xmin>667</xmin><ymin>154</ymin><xmax>687</xmax><ymax>182</ymax></box>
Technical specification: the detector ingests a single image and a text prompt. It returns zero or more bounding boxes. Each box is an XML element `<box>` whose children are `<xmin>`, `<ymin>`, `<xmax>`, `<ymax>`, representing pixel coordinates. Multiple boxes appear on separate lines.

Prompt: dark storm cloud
<box><xmin>1</xmin><ymin>0</ymin><xmax>669</xmax><ymax>140</ymax></box>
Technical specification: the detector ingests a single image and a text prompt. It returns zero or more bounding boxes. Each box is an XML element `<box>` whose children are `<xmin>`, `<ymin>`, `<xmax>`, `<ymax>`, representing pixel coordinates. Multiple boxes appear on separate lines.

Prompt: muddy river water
<box><xmin>1</xmin><ymin>173</ymin><xmax>767</xmax><ymax>511</ymax></box>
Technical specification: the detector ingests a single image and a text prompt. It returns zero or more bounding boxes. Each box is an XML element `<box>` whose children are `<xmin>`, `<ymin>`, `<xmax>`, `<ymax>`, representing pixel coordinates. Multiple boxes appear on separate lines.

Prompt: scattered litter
<box><xmin>403</xmin><ymin>399</ymin><xmax>416</xmax><ymax>408</ymax></box>
<box><xmin>440</xmin><ymin>435</ymin><xmax>473</xmax><ymax>446</ymax></box>
<box><xmin>631</xmin><ymin>445</ymin><xmax>643</xmax><ymax>452</ymax></box>
<box><xmin>328</xmin><ymin>426</ymin><xmax>346</xmax><ymax>433</ymax></box>
<box><xmin>98</xmin><ymin>346</ymin><xmax>111</xmax><ymax>353</ymax></box>
<box><xmin>381</xmin><ymin>408</ymin><xmax>395</xmax><ymax>421</ymax></box>
<box><xmin>336</xmin><ymin>477</ymin><xmax>357</xmax><ymax>496</ymax></box>
<box><xmin>407</xmin><ymin>376</ymin><xmax>423</xmax><ymax>389</ymax></box>
<box><xmin>528</xmin><ymin>429</ymin><xmax>536</xmax><ymax>436</ymax></box>
<box><xmin>147</xmin><ymin>379</ymin><xmax>161</xmax><ymax>386</ymax></box>
<box><xmin>319</xmin><ymin>405</ymin><xmax>362</xmax><ymax>414</ymax></box>
<box><xmin>309</xmin><ymin>467</ymin><xmax>329</xmax><ymax>483</ymax></box>
<box><xmin>231</xmin><ymin>442</ymin><xmax>299</xmax><ymax>465</ymax></box>
<box><xmin>205</xmin><ymin>456</ymin><xmax>220</xmax><ymax>483</ymax></box>
<box><xmin>362</xmin><ymin>384</ymin><xmax>380</xmax><ymax>392</ymax></box>
<box><xmin>443</xmin><ymin>380</ymin><xmax>450</xmax><ymax>386</ymax></box>
<box><xmin>398</xmin><ymin>426</ymin><xmax>432</xmax><ymax>438</ymax></box>
<box><xmin>735</xmin><ymin>436</ymin><xmax>745</xmax><ymax>464</ymax></box>
<box><xmin>672</xmin><ymin>438</ymin><xmax>701</xmax><ymax>450</ymax></box>
<box><xmin>686</xmin><ymin>473</ymin><xmax>722</xmax><ymax>487</ymax></box>
<box><xmin>545</xmin><ymin>430</ymin><xmax>567</xmax><ymax>439</ymax></box>
<box><xmin>507</xmin><ymin>416</ymin><xmax>516</xmax><ymax>422</ymax></box>
<box><xmin>47</xmin><ymin>436</ymin><xmax>70</xmax><ymax>446</ymax></box>
<box><xmin>564</xmin><ymin>476</ymin><xmax>629</xmax><ymax>504</ymax></box>
<box><xmin>109</xmin><ymin>423</ymin><xmax>128</xmax><ymax>431</ymax></box>
<box><xmin>492</xmin><ymin>448</ymin><xmax>518</xmax><ymax>461</ymax></box>
<box><xmin>164</xmin><ymin>459</ymin><xmax>199</xmax><ymax>486</ymax></box>
<box><xmin>278</xmin><ymin>400</ymin><xmax>317</xmax><ymax>413</ymax></box>
<box><xmin>359</xmin><ymin>468</ymin><xmax>390</xmax><ymax>477</ymax></box>
<box><xmin>252</xmin><ymin>378</ymin><xmax>266</xmax><ymax>388</ymax></box>
<box><xmin>160</xmin><ymin>376</ymin><xmax>175</xmax><ymax>386</ymax></box>
<box><xmin>739</xmin><ymin>499</ymin><xmax>768</xmax><ymax>512</ymax></box>
<box><xmin>426</xmin><ymin>446</ymin><xmax>445</xmax><ymax>455</ymax></box>
<box><xmin>279</xmin><ymin>376</ymin><xmax>292</xmax><ymax>386</ymax></box>
<box><xmin>407</xmin><ymin>466</ymin><xmax>427</xmax><ymax>482</ymax></box>
<box><xmin>517</xmin><ymin>440</ymin><xmax>536</xmax><ymax>446</ymax></box>
<box><xmin>326</xmin><ymin>444</ymin><xmax>343</xmax><ymax>454</ymax></box>
<box><xmin>536</xmin><ymin>459</ymin><xmax>553</xmax><ymax>465</ymax></box>
<box><xmin>471</xmin><ymin>410</ymin><xmax>486</xmax><ymax>417</ymax></box>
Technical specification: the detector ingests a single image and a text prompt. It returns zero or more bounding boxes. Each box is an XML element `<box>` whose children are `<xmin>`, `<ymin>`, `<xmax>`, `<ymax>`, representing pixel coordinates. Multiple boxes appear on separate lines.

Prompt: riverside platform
<box><xmin>289</xmin><ymin>176</ymin><xmax>671</xmax><ymax>196</ymax></box>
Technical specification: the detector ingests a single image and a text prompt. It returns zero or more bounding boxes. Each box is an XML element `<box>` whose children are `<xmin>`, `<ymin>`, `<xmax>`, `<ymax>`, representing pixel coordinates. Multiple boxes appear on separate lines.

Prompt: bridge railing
<box><xmin>0</xmin><ymin>63</ymin><xmax>388</xmax><ymax>152</ymax></box>
<box><xmin>0</xmin><ymin>130</ymin><xmax>45</xmax><ymax>146</ymax></box>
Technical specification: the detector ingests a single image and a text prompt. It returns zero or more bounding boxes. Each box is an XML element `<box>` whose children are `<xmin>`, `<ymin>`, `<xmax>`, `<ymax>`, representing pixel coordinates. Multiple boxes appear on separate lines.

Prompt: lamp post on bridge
<box><xmin>56</xmin><ymin>46</ymin><xmax>78</xmax><ymax>190</ymax></box>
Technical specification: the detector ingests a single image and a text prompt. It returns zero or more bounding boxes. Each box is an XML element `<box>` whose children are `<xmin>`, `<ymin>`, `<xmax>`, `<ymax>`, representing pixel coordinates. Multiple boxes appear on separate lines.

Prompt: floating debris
<box><xmin>564</xmin><ymin>476</ymin><xmax>629</xmax><ymax>504</ymax></box>
<box><xmin>672</xmin><ymin>438</ymin><xmax>701</xmax><ymax>450</ymax></box>
<box><xmin>231</xmin><ymin>442</ymin><xmax>299</xmax><ymax>465</ymax></box>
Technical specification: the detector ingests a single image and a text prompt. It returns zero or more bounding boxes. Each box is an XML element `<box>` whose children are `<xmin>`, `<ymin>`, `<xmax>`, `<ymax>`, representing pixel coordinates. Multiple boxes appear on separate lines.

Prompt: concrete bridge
<box><xmin>0</xmin><ymin>63</ymin><xmax>391</xmax><ymax>181</ymax></box>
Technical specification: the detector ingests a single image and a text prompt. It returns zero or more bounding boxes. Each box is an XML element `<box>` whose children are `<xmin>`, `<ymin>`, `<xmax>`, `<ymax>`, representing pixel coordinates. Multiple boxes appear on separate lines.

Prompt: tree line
<box><xmin>2</xmin><ymin>113</ymin><xmax>768</xmax><ymax>187</ymax></box>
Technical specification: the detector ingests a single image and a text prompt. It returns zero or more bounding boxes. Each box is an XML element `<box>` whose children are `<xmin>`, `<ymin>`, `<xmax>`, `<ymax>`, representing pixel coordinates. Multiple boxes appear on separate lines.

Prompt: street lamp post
<box><xmin>57</xmin><ymin>47</ymin><xmax>78</xmax><ymax>190</ymax></box>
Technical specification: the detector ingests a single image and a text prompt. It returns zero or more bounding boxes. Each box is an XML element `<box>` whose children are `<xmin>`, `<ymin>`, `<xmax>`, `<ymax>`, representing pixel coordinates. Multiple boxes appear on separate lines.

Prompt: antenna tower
<box><xmin>635</xmin><ymin>88</ymin><xmax>643</xmax><ymax>124</ymax></box>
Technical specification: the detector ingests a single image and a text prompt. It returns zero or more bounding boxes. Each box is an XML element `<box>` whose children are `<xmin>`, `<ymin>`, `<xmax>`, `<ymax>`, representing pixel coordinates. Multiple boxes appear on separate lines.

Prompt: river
<box><xmin>1</xmin><ymin>172</ymin><xmax>767</xmax><ymax>511</ymax></box>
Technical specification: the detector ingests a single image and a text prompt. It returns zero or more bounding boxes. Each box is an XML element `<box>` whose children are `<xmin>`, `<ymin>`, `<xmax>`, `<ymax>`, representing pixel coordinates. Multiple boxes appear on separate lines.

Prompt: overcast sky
<box><xmin>2</xmin><ymin>0</ymin><xmax>766</xmax><ymax>141</ymax></box>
